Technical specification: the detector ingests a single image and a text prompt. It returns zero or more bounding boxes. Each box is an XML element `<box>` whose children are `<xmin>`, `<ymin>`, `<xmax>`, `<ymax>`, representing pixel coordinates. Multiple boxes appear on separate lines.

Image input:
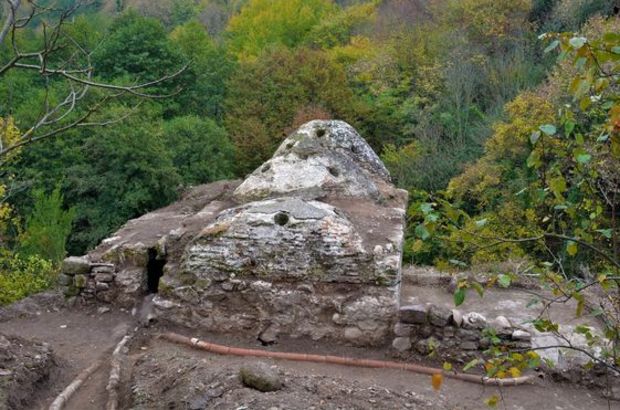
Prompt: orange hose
<box><xmin>160</xmin><ymin>332</ymin><xmax>535</xmax><ymax>386</ymax></box>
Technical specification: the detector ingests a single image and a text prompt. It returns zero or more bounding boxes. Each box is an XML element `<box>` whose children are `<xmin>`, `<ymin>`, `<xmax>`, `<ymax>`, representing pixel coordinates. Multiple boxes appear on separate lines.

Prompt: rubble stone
<box><xmin>428</xmin><ymin>305</ymin><xmax>452</xmax><ymax>327</ymax></box>
<box><xmin>62</xmin><ymin>256</ymin><xmax>90</xmax><ymax>275</ymax></box>
<box><xmin>462</xmin><ymin>312</ymin><xmax>487</xmax><ymax>330</ymax></box>
<box><xmin>399</xmin><ymin>304</ymin><xmax>428</xmax><ymax>324</ymax></box>
<box><xmin>392</xmin><ymin>337</ymin><xmax>412</xmax><ymax>352</ymax></box>
<box><xmin>239</xmin><ymin>363</ymin><xmax>283</xmax><ymax>392</ymax></box>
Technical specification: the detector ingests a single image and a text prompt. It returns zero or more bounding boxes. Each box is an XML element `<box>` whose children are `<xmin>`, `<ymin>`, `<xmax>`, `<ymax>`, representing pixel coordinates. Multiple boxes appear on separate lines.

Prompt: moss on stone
<box><xmin>63</xmin><ymin>285</ymin><xmax>80</xmax><ymax>297</ymax></box>
<box><xmin>179</xmin><ymin>273</ymin><xmax>197</xmax><ymax>286</ymax></box>
<box><xmin>74</xmin><ymin>274</ymin><xmax>88</xmax><ymax>288</ymax></box>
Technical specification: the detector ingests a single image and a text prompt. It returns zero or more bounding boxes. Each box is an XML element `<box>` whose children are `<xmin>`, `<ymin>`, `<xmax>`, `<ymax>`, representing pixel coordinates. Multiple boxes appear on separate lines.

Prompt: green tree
<box><xmin>92</xmin><ymin>11</ymin><xmax>186</xmax><ymax>82</ymax></box>
<box><xmin>224</xmin><ymin>46</ymin><xmax>357</xmax><ymax>173</ymax></box>
<box><xmin>305</xmin><ymin>1</ymin><xmax>378</xmax><ymax>49</ymax></box>
<box><xmin>163</xmin><ymin>116</ymin><xmax>236</xmax><ymax>184</ymax></box>
<box><xmin>19</xmin><ymin>186</ymin><xmax>75</xmax><ymax>264</ymax></box>
<box><xmin>170</xmin><ymin>21</ymin><xmax>235</xmax><ymax>119</ymax></box>
<box><xmin>63</xmin><ymin>105</ymin><xmax>181</xmax><ymax>253</ymax></box>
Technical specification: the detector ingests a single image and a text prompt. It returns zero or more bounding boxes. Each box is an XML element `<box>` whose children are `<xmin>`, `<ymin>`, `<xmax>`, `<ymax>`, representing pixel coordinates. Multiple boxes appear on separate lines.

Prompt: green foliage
<box><xmin>63</xmin><ymin>106</ymin><xmax>181</xmax><ymax>253</ymax></box>
<box><xmin>170</xmin><ymin>21</ymin><xmax>235</xmax><ymax>119</ymax></box>
<box><xmin>544</xmin><ymin>0</ymin><xmax>617</xmax><ymax>31</ymax></box>
<box><xmin>410</xmin><ymin>18</ymin><xmax>620</xmax><ymax>377</ymax></box>
<box><xmin>305</xmin><ymin>1</ymin><xmax>378</xmax><ymax>48</ymax></box>
<box><xmin>0</xmin><ymin>250</ymin><xmax>56</xmax><ymax>305</ymax></box>
<box><xmin>226</xmin><ymin>0</ymin><xmax>337</xmax><ymax>59</ymax></box>
<box><xmin>440</xmin><ymin>0</ymin><xmax>533</xmax><ymax>51</ymax></box>
<box><xmin>123</xmin><ymin>0</ymin><xmax>202</xmax><ymax>27</ymax></box>
<box><xmin>92</xmin><ymin>11</ymin><xmax>185</xmax><ymax>82</ymax></box>
<box><xmin>224</xmin><ymin>46</ymin><xmax>357</xmax><ymax>173</ymax></box>
<box><xmin>18</xmin><ymin>186</ymin><xmax>75</xmax><ymax>264</ymax></box>
<box><xmin>162</xmin><ymin>116</ymin><xmax>236</xmax><ymax>184</ymax></box>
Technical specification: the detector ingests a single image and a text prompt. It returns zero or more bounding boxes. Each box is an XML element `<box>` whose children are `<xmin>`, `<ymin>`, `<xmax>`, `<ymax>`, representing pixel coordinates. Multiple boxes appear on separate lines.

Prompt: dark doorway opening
<box><xmin>146</xmin><ymin>248</ymin><xmax>166</xmax><ymax>294</ymax></box>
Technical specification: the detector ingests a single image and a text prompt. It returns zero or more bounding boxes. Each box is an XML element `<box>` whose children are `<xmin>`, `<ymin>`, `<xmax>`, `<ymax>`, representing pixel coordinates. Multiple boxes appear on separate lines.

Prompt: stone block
<box><xmin>258</xmin><ymin>325</ymin><xmax>278</xmax><ymax>345</ymax></box>
<box><xmin>419</xmin><ymin>325</ymin><xmax>433</xmax><ymax>338</ymax></box>
<box><xmin>62</xmin><ymin>285</ymin><xmax>79</xmax><ymax>297</ymax></box>
<box><xmin>62</xmin><ymin>256</ymin><xmax>90</xmax><ymax>275</ymax></box>
<box><xmin>58</xmin><ymin>274</ymin><xmax>73</xmax><ymax>286</ymax></box>
<box><xmin>462</xmin><ymin>312</ymin><xmax>487</xmax><ymax>330</ymax></box>
<box><xmin>239</xmin><ymin>363</ymin><xmax>283</xmax><ymax>392</ymax></box>
<box><xmin>443</xmin><ymin>326</ymin><xmax>456</xmax><ymax>338</ymax></box>
<box><xmin>392</xmin><ymin>337</ymin><xmax>412</xmax><ymax>352</ymax></box>
<box><xmin>451</xmin><ymin>309</ymin><xmax>463</xmax><ymax>327</ymax></box>
<box><xmin>344</xmin><ymin>327</ymin><xmax>363</xmax><ymax>343</ymax></box>
<box><xmin>512</xmin><ymin>329</ymin><xmax>531</xmax><ymax>341</ymax></box>
<box><xmin>428</xmin><ymin>305</ymin><xmax>452</xmax><ymax>327</ymax></box>
<box><xmin>414</xmin><ymin>337</ymin><xmax>439</xmax><ymax>355</ymax></box>
<box><xmin>456</xmin><ymin>328</ymin><xmax>480</xmax><ymax>341</ymax></box>
<box><xmin>489</xmin><ymin>315</ymin><xmax>512</xmax><ymax>336</ymax></box>
<box><xmin>95</xmin><ymin>272</ymin><xmax>114</xmax><ymax>283</ymax></box>
<box><xmin>393</xmin><ymin>322</ymin><xmax>413</xmax><ymax>337</ymax></box>
<box><xmin>399</xmin><ymin>304</ymin><xmax>428</xmax><ymax>324</ymax></box>
<box><xmin>91</xmin><ymin>264</ymin><xmax>114</xmax><ymax>273</ymax></box>
<box><xmin>96</xmin><ymin>282</ymin><xmax>110</xmax><ymax>291</ymax></box>
<box><xmin>96</xmin><ymin>291</ymin><xmax>114</xmax><ymax>303</ymax></box>
<box><xmin>460</xmin><ymin>340</ymin><xmax>478</xmax><ymax>350</ymax></box>
<box><xmin>233</xmin><ymin>120</ymin><xmax>391</xmax><ymax>202</ymax></box>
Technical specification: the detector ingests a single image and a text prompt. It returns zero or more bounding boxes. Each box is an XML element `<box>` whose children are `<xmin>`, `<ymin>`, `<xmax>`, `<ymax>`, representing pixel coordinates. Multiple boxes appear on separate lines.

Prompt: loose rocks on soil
<box><xmin>0</xmin><ymin>333</ymin><xmax>57</xmax><ymax>410</ymax></box>
<box><xmin>129</xmin><ymin>345</ymin><xmax>441</xmax><ymax>409</ymax></box>
<box><xmin>239</xmin><ymin>362</ymin><xmax>283</xmax><ymax>392</ymax></box>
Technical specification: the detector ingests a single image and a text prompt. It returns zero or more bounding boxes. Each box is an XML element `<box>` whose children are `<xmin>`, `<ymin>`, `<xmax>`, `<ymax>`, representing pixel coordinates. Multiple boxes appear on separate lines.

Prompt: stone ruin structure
<box><xmin>59</xmin><ymin>120</ymin><xmax>409</xmax><ymax>346</ymax></box>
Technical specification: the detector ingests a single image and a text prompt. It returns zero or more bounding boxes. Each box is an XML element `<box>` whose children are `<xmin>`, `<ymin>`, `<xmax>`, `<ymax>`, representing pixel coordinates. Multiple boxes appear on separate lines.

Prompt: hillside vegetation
<box><xmin>0</xmin><ymin>1</ymin><xmax>618</xmax><ymax>307</ymax></box>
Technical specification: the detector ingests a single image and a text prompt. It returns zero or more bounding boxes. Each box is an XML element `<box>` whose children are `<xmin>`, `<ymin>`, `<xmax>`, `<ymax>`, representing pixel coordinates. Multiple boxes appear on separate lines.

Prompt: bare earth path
<box><xmin>0</xmin><ymin>305</ymin><xmax>133</xmax><ymax>409</ymax></box>
<box><xmin>131</xmin><ymin>328</ymin><xmax>613</xmax><ymax>410</ymax></box>
<box><xmin>0</xmin><ymin>301</ymin><xmax>615</xmax><ymax>409</ymax></box>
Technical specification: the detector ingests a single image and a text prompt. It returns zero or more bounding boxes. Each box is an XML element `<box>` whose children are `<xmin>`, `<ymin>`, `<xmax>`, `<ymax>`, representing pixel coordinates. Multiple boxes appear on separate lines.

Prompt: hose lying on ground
<box><xmin>160</xmin><ymin>332</ymin><xmax>536</xmax><ymax>386</ymax></box>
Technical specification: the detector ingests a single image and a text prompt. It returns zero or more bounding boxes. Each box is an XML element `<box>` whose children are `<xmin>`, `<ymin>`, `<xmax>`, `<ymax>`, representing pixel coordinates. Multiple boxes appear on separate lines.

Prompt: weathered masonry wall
<box><xmin>61</xmin><ymin>121</ymin><xmax>409</xmax><ymax>347</ymax></box>
<box><xmin>391</xmin><ymin>303</ymin><xmax>532</xmax><ymax>359</ymax></box>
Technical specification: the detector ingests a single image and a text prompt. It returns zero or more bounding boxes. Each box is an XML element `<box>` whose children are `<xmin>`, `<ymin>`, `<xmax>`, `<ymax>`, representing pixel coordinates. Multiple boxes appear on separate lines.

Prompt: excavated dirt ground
<box><xmin>0</xmin><ymin>293</ymin><xmax>133</xmax><ymax>410</ymax></box>
<box><xmin>0</xmin><ymin>291</ymin><xmax>617</xmax><ymax>409</ymax></box>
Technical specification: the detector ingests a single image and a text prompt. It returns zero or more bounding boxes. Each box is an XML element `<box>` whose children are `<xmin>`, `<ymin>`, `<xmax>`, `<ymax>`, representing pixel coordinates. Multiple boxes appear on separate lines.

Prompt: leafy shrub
<box><xmin>0</xmin><ymin>251</ymin><xmax>55</xmax><ymax>305</ymax></box>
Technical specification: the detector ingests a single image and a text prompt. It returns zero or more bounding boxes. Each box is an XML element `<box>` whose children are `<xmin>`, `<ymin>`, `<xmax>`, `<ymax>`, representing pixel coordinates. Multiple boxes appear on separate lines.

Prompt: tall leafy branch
<box><xmin>413</xmin><ymin>27</ymin><xmax>620</xmax><ymax>376</ymax></box>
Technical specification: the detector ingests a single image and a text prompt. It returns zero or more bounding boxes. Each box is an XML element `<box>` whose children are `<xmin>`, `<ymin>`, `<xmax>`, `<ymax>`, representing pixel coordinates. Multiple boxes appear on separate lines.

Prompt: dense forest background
<box><xmin>0</xmin><ymin>0</ymin><xmax>619</xmax><ymax>303</ymax></box>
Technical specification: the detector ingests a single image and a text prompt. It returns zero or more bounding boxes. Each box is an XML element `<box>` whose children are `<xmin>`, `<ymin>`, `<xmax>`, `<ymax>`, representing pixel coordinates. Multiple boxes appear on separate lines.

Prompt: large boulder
<box><xmin>233</xmin><ymin>120</ymin><xmax>391</xmax><ymax>202</ymax></box>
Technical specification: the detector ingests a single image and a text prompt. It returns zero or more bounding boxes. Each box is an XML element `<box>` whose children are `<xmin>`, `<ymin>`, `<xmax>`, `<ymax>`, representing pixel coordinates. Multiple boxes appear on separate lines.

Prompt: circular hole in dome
<box><xmin>274</xmin><ymin>212</ymin><xmax>289</xmax><ymax>226</ymax></box>
<box><xmin>327</xmin><ymin>166</ymin><xmax>340</xmax><ymax>177</ymax></box>
<box><xmin>261</xmin><ymin>163</ymin><xmax>271</xmax><ymax>173</ymax></box>
<box><xmin>316</xmin><ymin>128</ymin><xmax>326</xmax><ymax>138</ymax></box>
